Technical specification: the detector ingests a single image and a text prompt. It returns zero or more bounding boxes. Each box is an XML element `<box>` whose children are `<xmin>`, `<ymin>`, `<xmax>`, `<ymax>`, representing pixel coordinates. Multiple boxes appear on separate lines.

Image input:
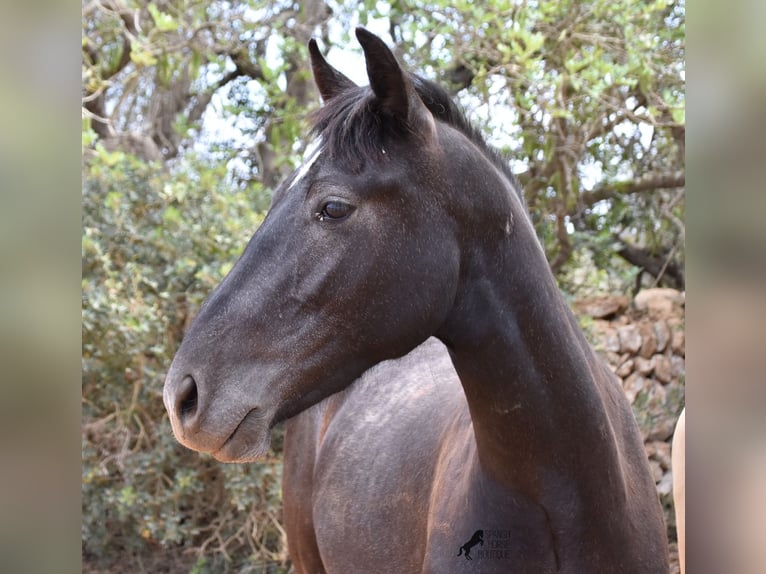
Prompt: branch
<box><xmin>662</xmin><ymin>188</ymin><xmax>686</xmax><ymax>244</ymax></box>
<box><xmin>83</xmin><ymin>92</ymin><xmax>114</xmax><ymax>140</ymax></box>
<box><xmin>186</xmin><ymin>67</ymin><xmax>248</xmax><ymax>129</ymax></box>
<box><xmin>616</xmin><ymin>238</ymin><xmax>685</xmax><ymax>289</ymax></box>
<box><xmin>82</xmin><ymin>19</ymin><xmax>133</xmax><ymax>140</ymax></box>
<box><xmin>550</xmin><ymin>209</ymin><xmax>574</xmax><ymax>274</ymax></box>
<box><xmin>581</xmin><ymin>171</ymin><xmax>685</xmax><ymax>207</ymax></box>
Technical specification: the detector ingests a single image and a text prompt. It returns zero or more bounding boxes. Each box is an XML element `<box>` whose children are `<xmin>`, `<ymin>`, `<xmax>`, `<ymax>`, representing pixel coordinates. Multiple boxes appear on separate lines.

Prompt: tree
<box><xmin>83</xmin><ymin>0</ymin><xmax>330</xmax><ymax>189</ymax></box>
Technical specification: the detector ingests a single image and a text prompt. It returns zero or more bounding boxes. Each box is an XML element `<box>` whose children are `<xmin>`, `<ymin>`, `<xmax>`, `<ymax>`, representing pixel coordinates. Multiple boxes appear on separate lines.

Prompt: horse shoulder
<box><xmin>302</xmin><ymin>339</ymin><xmax>464</xmax><ymax>571</ymax></box>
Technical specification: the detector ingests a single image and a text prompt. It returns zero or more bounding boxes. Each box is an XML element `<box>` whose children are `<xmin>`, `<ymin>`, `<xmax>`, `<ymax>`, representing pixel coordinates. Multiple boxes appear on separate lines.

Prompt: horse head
<box><xmin>163</xmin><ymin>29</ymin><xmax>518</xmax><ymax>462</ymax></box>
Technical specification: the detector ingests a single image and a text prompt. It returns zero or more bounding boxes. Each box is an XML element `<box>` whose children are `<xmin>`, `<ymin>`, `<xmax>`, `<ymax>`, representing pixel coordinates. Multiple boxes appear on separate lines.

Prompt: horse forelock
<box><xmin>309</xmin><ymin>86</ymin><xmax>404</xmax><ymax>171</ymax></box>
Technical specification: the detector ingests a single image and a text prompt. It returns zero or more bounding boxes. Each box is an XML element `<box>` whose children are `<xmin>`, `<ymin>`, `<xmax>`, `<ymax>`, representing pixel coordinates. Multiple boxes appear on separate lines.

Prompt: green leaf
<box><xmin>105</xmin><ymin>191</ymin><xmax>122</xmax><ymax>212</ymax></box>
<box><xmin>82</xmin><ymin>118</ymin><xmax>97</xmax><ymax>147</ymax></box>
<box><xmin>163</xmin><ymin>205</ymin><xmax>181</xmax><ymax>224</ymax></box>
<box><xmin>148</xmin><ymin>3</ymin><xmax>178</xmax><ymax>32</ymax></box>
<box><xmin>130</xmin><ymin>48</ymin><xmax>158</xmax><ymax>68</ymax></box>
<box><xmin>526</xmin><ymin>32</ymin><xmax>545</xmax><ymax>54</ymax></box>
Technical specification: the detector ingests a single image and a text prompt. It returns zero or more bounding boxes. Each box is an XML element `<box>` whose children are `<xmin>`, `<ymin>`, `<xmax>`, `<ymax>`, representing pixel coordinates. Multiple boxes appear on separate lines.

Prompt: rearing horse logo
<box><xmin>457</xmin><ymin>529</ymin><xmax>484</xmax><ymax>560</ymax></box>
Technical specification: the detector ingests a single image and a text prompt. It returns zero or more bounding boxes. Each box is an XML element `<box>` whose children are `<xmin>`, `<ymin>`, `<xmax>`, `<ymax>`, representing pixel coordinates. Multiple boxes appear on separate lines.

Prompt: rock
<box><xmin>634</xmin><ymin>288</ymin><xmax>684</xmax><ymax>320</ymax></box>
<box><xmin>649</xmin><ymin>459</ymin><xmax>664</xmax><ymax>482</ymax></box>
<box><xmin>653</xmin><ymin>320</ymin><xmax>671</xmax><ymax>353</ymax></box>
<box><xmin>664</xmin><ymin>381</ymin><xmax>686</xmax><ymax>415</ymax></box>
<box><xmin>638</xmin><ymin>321</ymin><xmax>658</xmax><ymax>358</ymax></box>
<box><xmin>614</xmin><ymin>315</ymin><xmax>630</xmax><ymax>327</ymax></box>
<box><xmin>573</xmin><ymin>295</ymin><xmax>630</xmax><ymax>318</ymax></box>
<box><xmin>671</xmin><ymin>328</ymin><xmax>685</xmax><ymax>356</ymax></box>
<box><xmin>657</xmin><ymin>471</ymin><xmax>674</xmax><ymax>497</ymax></box>
<box><xmin>616</xmin><ymin>359</ymin><xmax>634</xmax><ymax>378</ymax></box>
<box><xmin>623</xmin><ymin>373</ymin><xmax>647</xmax><ymax>404</ymax></box>
<box><xmin>635</xmin><ymin>356</ymin><xmax>655</xmax><ymax>375</ymax></box>
<box><xmin>654</xmin><ymin>354</ymin><xmax>673</xmax><ymax>384</ymax></box>
<box><xmin>646</xmin><ymin>381</ymin><xmax>668</xmax><ymax>411</ymax></box>
<box><xmin>647</xmin><ymin>415</ymin><xmax>676</xmax><ymax>441</ymax></box>
<box><xmin>671</xmin><ymin>356</ymin><xmax>685</xmax><ymax>380</ymax></box>
<box><xmin>645</xmin><ymin>440</ymin><xmax>672</xmax><ymax>470</ymax></box>
<box><xmin>618</xmin><ymin>324</ymin><xmax>642</xmax><ymax>354</ymax></box>
<box><xmin>602</xmin><ymin>327</ymin><xmax>621</xmax><ymax>353</ymax></box>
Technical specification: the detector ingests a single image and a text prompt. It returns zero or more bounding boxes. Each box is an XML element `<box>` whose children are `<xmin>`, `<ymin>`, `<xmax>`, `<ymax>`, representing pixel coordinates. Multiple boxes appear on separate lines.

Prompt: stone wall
<box><xmin>574</xmin><ymin>288</ymin><xmax>685</xmax><ymax>538</ymax></box>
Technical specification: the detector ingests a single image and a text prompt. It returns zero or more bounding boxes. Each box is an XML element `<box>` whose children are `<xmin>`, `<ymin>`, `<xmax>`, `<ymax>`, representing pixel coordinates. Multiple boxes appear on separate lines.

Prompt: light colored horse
<box><xmin>672</xmin><ymin>408</ymin><xmax>685</xmax><ymax>574</ymax></box>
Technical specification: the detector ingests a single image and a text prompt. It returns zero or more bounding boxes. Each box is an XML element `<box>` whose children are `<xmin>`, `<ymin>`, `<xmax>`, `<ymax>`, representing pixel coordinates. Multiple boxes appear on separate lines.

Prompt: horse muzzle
<box><xmin>164</xmin><ymin>372</ymin><xmax>274</xmax><ymax>462</ymax></box>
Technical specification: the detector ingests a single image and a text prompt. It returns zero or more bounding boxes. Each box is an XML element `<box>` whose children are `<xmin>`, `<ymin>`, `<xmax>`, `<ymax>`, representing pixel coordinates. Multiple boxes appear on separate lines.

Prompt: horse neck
<box><xmin>436</xmin><ymin>174</ymin><xmax>625</xmax><ymax>500</ymax></box>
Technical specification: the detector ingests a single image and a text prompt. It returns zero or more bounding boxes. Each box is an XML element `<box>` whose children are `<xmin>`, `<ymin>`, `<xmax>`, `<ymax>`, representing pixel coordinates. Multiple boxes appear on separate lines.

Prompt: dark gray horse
<box><xmin>164</xmin><ymin>28</ymin><xmax>669</xmax><ymax>573</ymax></box>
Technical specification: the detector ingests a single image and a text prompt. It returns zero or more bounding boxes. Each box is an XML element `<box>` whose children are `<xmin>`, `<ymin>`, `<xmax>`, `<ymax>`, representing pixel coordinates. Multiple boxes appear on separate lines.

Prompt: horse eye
<box><xmin>317</xmin><ymin>200</ymin><xmax>354</xmax><ymax>221</ymax></box>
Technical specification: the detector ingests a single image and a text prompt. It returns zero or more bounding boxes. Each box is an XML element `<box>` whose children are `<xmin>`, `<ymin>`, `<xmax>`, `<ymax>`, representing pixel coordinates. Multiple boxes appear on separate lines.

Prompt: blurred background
<box><xmin>79</xmin><ymin>0</ymin><xmax>687</xmax><ymax>572</ymax></box>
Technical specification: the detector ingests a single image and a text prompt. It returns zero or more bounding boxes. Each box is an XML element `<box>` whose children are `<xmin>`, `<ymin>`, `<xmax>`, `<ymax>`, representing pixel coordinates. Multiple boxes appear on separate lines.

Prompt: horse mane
<box><xmin>310</xmin><ymin>73</ymin><xmax>522</xmax><ymax>201</ymax></box>
<box><xmin>409</xmin><ymin>75</ymin><xmax>522</xmax><ymax>198</ymax></box>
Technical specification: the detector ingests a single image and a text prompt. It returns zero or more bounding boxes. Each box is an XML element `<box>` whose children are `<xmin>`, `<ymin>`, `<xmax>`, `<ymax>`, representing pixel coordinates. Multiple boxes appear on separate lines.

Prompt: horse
<box><xmin>163</xmin><ymin>28</ymin><xmax>670</xmax><ymax>573</ymax></box>
<box><xmin>672</xmin><ymin>408</ymin><xmax>686</xmax><ymax>574</ymax></box>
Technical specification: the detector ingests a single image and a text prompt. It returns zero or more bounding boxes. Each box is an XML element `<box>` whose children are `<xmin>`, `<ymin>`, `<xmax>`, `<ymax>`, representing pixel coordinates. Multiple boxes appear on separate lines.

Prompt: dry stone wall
<box><xmin>574</xmin><ymin>288</ymin><xmax>685</xmax><ymax>538</ymax></box>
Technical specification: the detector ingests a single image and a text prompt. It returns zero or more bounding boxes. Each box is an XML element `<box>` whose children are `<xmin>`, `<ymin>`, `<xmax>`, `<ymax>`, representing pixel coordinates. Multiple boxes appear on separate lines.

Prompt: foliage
<box><xmin>82</xmin><ymin>0</ymin><xmax>684</xmax><ymax>570</ymax></box>
<box><xmin>82</xmin><ymin>146</ymin><xmax>287</xmax><ymax>571</ymax></box>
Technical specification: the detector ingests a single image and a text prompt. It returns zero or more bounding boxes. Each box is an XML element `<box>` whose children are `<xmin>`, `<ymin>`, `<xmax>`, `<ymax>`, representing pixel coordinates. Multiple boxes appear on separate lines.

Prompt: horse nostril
<box><xmin>176</xmin><ymin>375</ymin><xmax>199</xmax><ymax>422</ymax></box>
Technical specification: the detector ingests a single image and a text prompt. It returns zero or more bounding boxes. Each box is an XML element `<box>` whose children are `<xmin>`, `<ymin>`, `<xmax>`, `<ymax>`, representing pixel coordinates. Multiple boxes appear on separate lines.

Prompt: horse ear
<box><xmin>355</xmin><ymin>27</ymin><xmax>433</xmax><ymax>133</ymax></box>
<box><xmin>308</xmin><ymin>38</ymin><xmax>357</xmax><ymax>102</ymax></box>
